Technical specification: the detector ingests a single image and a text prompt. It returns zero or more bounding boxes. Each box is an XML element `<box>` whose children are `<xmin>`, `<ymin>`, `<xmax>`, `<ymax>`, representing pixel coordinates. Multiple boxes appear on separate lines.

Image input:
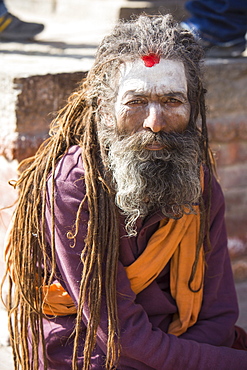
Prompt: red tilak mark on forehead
<box><xmin>141</xmin><ymin>54</ymin><xmax>160</xmax><ymax>67</ymax></box>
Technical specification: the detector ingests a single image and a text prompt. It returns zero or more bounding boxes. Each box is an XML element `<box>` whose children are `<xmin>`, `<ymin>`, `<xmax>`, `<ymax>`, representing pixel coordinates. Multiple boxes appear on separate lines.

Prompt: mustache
<box><xmin>116</xmin><ymin>129</ymin><xmax>199</xmax><ymax>152</ymax></box>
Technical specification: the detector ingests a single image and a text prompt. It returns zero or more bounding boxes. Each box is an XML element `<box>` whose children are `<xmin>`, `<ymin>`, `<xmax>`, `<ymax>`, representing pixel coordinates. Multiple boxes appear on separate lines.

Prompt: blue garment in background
<box><xmin>0</xmin><ymin>0</ymin><xmax>7</xmax><ymax>17</ymax></box>
<box><xmin>185</xmin><ymin>0</ymin><xmax>247</xmax><ymax>42</ymax></box>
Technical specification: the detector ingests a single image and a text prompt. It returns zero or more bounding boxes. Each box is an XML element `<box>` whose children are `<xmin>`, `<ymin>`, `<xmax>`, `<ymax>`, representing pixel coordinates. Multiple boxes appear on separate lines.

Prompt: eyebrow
<box><xmin>121</xmin><ymin>90</ymin><xmax>188</xmax><ymax>101</ymax></box>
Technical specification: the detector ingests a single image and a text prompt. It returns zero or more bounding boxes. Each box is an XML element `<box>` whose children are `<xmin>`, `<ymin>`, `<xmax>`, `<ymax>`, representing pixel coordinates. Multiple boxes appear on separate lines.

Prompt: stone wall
<box><xmin>208</xmin><ymin>118</ymin><xmax>247</xmax><ymax>281</ymax></box>
<box><xmin>0</xmin><ymin>72</ymin><xmax>86</xmax><ymax>162</ymax></box>
<box><xmin>119</xmin><ymin>0</ymin><xmax>188</xmax><ymax>21</ymax></box>
<box><xmin>204</xmin><ymin>59</ymin><xmax>247</xmax><ymax>281</ymax></box>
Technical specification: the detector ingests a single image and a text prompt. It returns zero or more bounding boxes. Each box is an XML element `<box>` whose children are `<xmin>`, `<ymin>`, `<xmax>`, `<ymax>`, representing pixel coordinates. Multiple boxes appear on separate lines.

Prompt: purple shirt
<box><xmin>42</xmin><ymin>145</ymin><xmax>247</xmax><ymax>369</ymax></box>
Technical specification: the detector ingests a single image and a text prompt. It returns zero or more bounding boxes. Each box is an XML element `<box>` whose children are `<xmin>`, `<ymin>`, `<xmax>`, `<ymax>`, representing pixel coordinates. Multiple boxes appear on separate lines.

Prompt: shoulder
<box><xmin>46</xmin><ymin>145</ymin><xmax>86</xmax><ymax>203</ymax></box>
<box><xmin>54</xmin><ymin>145</ymin><xmax>84</xmax><ymax>183</ymax></box>
<box><xmin>203</xmin><ymin>166</ymin><xmax>225</xmax><ymax>220</ymax></box>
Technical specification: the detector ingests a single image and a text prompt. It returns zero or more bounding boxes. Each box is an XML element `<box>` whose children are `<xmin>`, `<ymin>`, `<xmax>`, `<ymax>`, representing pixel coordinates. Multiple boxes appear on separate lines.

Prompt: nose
<box><xmin>143</xmin><ymin>104</ymin><xmax>165</xmax><ymax>133</ymax></box>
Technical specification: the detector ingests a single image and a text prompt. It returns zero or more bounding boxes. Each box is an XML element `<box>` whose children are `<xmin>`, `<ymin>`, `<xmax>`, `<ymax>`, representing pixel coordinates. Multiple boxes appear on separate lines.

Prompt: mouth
<box><xmin>145</xmin><ymin>142</ymin><xmax>165</xmax><ymax>151</ymax></box>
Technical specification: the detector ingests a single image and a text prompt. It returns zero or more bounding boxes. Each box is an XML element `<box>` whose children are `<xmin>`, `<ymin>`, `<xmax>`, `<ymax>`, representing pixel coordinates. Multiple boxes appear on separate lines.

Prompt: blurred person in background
<box><xmin>0</xmin><ymin>0</ymin><xmax>44</xmax><ymax>41</ymax></box>
<box><xmin>182</xmin><ymin>0</ymin><xmax>247</xmax><ymax>57</ymax></box>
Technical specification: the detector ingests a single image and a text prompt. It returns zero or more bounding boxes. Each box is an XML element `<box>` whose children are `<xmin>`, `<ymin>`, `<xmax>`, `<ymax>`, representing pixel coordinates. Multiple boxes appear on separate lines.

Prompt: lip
<box><xmin>145</xmin><ymin>142</ymin><xmax>165</xmax><ymax>150</ymax></box>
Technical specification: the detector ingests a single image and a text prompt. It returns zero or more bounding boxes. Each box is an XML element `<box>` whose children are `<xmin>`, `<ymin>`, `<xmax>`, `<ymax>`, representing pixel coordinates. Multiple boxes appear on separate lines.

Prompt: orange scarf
<box><xmin>125</xmin><ymin>209</ymin><xmax>204</xmax><ymax>336</ymax></box>
<box><xmin>125</xmin><ymin>168</ymin><xmax>204</xmax><ymax>336</ymax></box>
<box><xmin>41</xmin><ymin>282</ymin><xmax>77</xmax><ymax>316</ymax></box>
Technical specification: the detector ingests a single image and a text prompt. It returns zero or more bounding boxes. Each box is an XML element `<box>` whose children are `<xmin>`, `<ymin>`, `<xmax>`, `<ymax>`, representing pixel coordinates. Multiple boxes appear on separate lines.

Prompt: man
<box><xmin>4</xmin><ymin>14</ymin><xmax>247</xmax><ymax>369</ymax></box>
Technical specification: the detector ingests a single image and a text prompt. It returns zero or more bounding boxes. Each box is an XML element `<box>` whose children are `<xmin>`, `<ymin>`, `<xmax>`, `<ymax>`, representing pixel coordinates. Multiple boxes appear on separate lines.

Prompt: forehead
<box><xmin>117</xmin><ymin>59</ymin><xmax>187</xmax><ymax>96</ymax></box>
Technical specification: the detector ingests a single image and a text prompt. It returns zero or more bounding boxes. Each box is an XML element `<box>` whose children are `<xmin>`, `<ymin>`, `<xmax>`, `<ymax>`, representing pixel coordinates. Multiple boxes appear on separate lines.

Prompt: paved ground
<box><xmin>0</xmin><ymin>1</ymin><xmax>247</xmax><ymax>367</ymax></box>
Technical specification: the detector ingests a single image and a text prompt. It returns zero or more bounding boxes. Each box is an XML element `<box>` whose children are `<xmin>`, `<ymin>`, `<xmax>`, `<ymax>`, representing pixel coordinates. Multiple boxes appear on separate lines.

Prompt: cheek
<box><xmin>98</xmin><ymin>102</ymin><xmax>117</xmax><ymax>128</ymax></box>
<box><xmin>166</xmin><ymin>105</ymin><xmax>191</xmax><ymax>130</ymax></box>
<box><xmin>168</xmin><ymin>106</ymin><xmax>190</xmax><ymax>129</ymax></box>
<box><xmin>116</xmin><ymin>107</ymin><xmax>145</xmax><ymax>133</ymax></box>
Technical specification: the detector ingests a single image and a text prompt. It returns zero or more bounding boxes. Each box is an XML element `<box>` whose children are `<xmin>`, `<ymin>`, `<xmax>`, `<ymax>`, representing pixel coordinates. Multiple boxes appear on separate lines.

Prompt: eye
<box><xmin>125</xmin><ymin>98</ymin><xmax>147</xmax><ymax>106</ymax></box>
<box><xmin>167</xmin><ymin>98</ymin><xmax>179</xmax><ymax>103</ymax></box>
<box><xmin>162</xmin><ymin>97</ymin><xmax>182</xmax><ymax>106</ymax></box>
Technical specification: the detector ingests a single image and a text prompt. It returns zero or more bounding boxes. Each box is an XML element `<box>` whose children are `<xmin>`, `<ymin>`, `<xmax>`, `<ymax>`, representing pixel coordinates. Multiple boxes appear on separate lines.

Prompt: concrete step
<box><xmin>119</xmin><ymin>0</ymin><xmax>188</xmax><ymax>21</ymax></box>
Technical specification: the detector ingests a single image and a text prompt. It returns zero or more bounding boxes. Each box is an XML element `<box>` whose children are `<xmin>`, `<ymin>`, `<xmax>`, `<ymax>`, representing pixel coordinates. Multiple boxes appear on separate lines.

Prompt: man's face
<box><xmin>98</xmin><ymin>58</ymin><xmax>200</xmax><ymax>236</ymax></box>
<box><xmin>115</xmin><ymin>58</ymin><xmax>191</xmax><ymax>148</ymax></box>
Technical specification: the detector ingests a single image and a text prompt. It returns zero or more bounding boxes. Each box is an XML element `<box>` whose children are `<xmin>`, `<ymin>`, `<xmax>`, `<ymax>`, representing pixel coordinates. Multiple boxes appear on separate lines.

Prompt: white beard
<box><xmin>99</xmin><ymin>127</ymin><xmax>202</xmax><ymax>236</ymax></box>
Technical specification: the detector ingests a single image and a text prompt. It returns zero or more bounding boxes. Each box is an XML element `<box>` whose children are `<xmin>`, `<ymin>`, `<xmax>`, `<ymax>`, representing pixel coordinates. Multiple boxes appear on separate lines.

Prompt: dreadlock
<box><xmin>2</xmin><ymin>14</ymin><xmax>214</xmax><ymax>369</ymax></box>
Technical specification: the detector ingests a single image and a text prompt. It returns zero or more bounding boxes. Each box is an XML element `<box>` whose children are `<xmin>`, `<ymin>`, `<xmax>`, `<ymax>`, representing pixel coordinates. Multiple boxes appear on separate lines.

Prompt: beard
<box><xmin>98</xmin><ymin>124</ymin><xmax>202</xmax><ymax>236</ymax></box>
